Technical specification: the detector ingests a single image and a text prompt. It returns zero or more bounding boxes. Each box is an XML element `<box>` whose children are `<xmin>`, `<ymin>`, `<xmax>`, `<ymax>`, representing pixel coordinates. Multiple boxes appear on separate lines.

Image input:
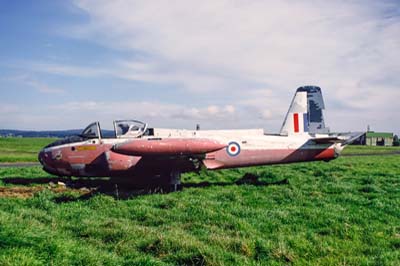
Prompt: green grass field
<box><xmin>343</xmin><ymin>145</ymin><xmax>400</xmax><ymax>155</ymax></box>
<box><xmin>0</xmin><ymin>137</ymin><xmax>57</xmax><ymax>162</ymax></box>
<box><xmin>0</xmin><ymin>138</ymin><xmax>399</xmax><ymax>265</ymax></box>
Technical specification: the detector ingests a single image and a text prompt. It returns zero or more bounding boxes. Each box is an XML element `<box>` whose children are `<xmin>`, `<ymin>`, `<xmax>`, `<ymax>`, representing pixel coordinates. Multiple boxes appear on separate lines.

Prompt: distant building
<box><xmin>354</xmin><ymin>131</ymin><xmax>394</xmax><ymax>146</ymax></box>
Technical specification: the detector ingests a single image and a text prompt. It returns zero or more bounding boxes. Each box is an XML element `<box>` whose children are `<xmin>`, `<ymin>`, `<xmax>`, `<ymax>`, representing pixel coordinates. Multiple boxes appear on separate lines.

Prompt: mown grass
<box><xmin>0</xmin><ymin>152</ymin><xmax>399</xmax><ymax>265</ymax></box>
<box><xmin>0</xmin><ymin>138</ymin><xmax>57</xmax><ymax>162</ymax></box>
<box><xmin>342</xmin><ymin>145</ymin><xmax>400</xmax><ymax>155</ymax></box>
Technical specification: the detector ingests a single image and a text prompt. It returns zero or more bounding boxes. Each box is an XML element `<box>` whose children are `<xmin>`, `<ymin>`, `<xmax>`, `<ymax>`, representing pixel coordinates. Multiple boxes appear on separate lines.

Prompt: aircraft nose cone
<box><xmin>38</xmin><ymin>149</ymin><xmax>52</xmax><ymax>167</ymax></box>
<box><xmin>38</xmin><ymin>150</ymin><xmax>46</xmax><ymax>166</ymax></box>
<box><xmin>38</xmin><ymin>149</ymin><xmax>60</xmax><ymax>175</ymax></box>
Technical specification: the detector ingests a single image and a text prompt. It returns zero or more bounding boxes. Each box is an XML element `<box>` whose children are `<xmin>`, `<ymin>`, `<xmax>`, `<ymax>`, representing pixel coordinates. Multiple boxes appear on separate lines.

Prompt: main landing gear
<box><xmin>167</xmin><ymin>170</ymin><xmax>182</xmax><ymax>192</ymax></box>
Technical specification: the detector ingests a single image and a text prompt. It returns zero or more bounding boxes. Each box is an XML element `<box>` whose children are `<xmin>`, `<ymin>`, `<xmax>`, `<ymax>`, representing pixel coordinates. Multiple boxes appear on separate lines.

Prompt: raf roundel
<box><xmin>227</xmin><ymin>142</ymin><xmax>241</xmax><ymax>156</ymax></box>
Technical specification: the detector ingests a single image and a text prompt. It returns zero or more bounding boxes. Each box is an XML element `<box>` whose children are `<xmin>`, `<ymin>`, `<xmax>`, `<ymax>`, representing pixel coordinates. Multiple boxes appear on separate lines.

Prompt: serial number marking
<box><xmin>76</xmin><ymin>146</ymin><xmax>97</xmax><ymax>151</ymax></box>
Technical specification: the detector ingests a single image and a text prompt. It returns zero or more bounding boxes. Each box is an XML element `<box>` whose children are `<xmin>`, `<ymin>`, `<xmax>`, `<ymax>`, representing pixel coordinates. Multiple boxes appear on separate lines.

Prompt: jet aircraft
<box><xmin>38</xmin><ymin>86</ymin><xmax>362</xmax><ymax>190</ymax></box>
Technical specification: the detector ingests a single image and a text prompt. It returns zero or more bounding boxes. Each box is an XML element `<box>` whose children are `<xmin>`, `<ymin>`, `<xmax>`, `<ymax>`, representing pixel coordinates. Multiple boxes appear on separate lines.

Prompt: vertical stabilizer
<box><xmin>280</xmin><ymin>86</ymin><xmax>329</xmax><ymax>135</ymax></box>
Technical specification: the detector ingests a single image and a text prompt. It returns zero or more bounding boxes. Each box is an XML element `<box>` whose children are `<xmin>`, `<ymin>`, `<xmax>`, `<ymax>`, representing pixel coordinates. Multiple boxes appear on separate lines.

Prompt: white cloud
<box><xmin>66</xmin><ymin>0</ymin><xmax>399</xmax><ymax>132</ymax></box>
<box><xmin>28</xmin><ymin>80</ymin><xmax>65</xmax><ymax>94</ymax></box>
<box><xmin>22</xmin><ymin>62</ymin><xmax>111</xmax><ymax>78</ymax></box>
<box><xmin>0</xmin><ymin>98</ymin><xmax>241</xmax><ymax>130</ymax></box>
<box><xmin>7</xmin><ymin>74</ymin><xmax>65</xmax><ymax>94</ymax></box>
<box><xmin>224</xmin><ymin>105</ymin><xmax>235</xmax><ymax>114</ymax></box>
<box><xmin>0</xmin><ymin>104</ymin><xmax>19</xmax><ymax>114</ymax></box>
<box><xmin>59</xmin><ymin>100</ymin><xmax>236</xmax><ymax>119</ymax></box>
<box><xmin>3</xmin><ymin>1</ymin><xmax>398</xmax><ymax>132</ymax></box>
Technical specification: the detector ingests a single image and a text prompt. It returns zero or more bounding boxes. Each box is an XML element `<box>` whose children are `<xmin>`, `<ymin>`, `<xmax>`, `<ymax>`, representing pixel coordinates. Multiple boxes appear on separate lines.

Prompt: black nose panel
<box><xmin>38</xmin><ymin>150</ymin><xmax>44</xmax><ymax>165</ymax></box>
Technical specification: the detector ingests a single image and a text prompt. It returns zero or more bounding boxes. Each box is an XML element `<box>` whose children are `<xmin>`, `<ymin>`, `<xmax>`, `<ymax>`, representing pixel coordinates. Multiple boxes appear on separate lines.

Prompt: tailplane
<box><xmin>280</xmin><ymin>86</ymin><xmax>329</xmax><ymax>135</ymax></box>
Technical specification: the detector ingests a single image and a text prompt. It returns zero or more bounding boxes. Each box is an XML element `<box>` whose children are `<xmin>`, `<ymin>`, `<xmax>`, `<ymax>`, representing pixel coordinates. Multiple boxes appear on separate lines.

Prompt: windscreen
<box><xmin>81</xmin><ymin>122</ymin><xmax>100</xmax><ymax>138</ymax></box>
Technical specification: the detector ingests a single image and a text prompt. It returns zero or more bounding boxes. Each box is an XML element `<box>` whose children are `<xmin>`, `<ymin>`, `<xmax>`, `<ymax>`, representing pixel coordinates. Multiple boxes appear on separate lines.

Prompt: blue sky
<box><xmin>0</xmin><ymin>0</ymin><xmax>399</xmax><ymax>134</ymax></box>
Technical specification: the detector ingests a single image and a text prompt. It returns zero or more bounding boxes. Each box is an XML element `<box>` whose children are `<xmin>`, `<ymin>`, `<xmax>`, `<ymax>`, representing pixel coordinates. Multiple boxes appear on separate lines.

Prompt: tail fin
<box><xmin>280</xmin><ymin>86</ymin><xmax>329</xmax><ymax>135</ymax></box>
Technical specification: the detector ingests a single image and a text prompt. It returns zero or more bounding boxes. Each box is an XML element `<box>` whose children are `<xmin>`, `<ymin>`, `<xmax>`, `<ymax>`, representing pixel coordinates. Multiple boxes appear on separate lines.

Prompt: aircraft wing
<box><xmin>311</xmin><ymin>132</ymin><xmax>364</xmax><ymax>145</ymax></box>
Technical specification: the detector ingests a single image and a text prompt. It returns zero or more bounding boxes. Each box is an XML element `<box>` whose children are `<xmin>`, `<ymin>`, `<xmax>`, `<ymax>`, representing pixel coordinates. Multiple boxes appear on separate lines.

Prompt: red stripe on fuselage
<box><xmin>293</xmin><ymin>113</ymin><xmax>299</xmax><ymax>133</ymax></box>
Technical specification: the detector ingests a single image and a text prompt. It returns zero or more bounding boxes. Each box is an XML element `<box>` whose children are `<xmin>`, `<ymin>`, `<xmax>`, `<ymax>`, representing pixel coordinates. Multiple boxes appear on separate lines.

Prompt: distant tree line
<box><xmin>0</xmin><ymin>129</ymin><xmax>114</xmax><ymax>138</ymax></box>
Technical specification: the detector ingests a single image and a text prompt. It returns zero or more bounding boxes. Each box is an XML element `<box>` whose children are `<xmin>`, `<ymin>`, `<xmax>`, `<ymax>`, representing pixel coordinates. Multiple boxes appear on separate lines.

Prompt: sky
<box><xmin>0</xmin><ymin>0</ymin><xmax>399</xmax><ymax>134</ymax></box>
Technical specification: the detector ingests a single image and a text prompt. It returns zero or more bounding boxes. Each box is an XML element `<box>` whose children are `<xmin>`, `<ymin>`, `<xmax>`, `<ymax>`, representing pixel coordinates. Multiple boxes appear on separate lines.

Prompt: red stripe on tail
<box><xmin>293</xmin><ymin>113</ymin><xmax>299</xmax><ymax>133</ymax></box>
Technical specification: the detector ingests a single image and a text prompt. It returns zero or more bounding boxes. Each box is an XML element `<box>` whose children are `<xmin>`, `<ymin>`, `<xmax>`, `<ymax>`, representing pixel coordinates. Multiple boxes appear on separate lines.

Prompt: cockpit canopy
<box><xmin>80</xmin><ymin>120</ymin><xmax>148</xmax><ymax>139</ymax></box>
<box><xmin>114</xmin><ymin>120</ymin><xmax>148</xmax><ymax>138</ymax></box>
<box><xmin>44</xmin><ymin>120</ymin><xmax>148</xmax><ymax>149</ymax></box>
<box><xmin>81</xmin><ymin>120</ymin><xmax>148</xmax><ymax>139</ymax></box>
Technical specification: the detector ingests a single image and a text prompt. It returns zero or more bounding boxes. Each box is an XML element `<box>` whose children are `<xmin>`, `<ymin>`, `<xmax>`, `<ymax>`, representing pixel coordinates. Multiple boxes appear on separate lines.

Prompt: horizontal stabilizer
<box><xmin>311</xmin><ymin>132</ymin><xmax>365</xmax><ymax>145</ymax></box>
<box><xmin>340</xmin><ymin>132</ymin><xmax>365</xmax><ymax>145</ymax></box>
<box><xmin>311</xmin><ymin>137</ymin><xmax>344</xmax><ymax>144</ymax></box>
